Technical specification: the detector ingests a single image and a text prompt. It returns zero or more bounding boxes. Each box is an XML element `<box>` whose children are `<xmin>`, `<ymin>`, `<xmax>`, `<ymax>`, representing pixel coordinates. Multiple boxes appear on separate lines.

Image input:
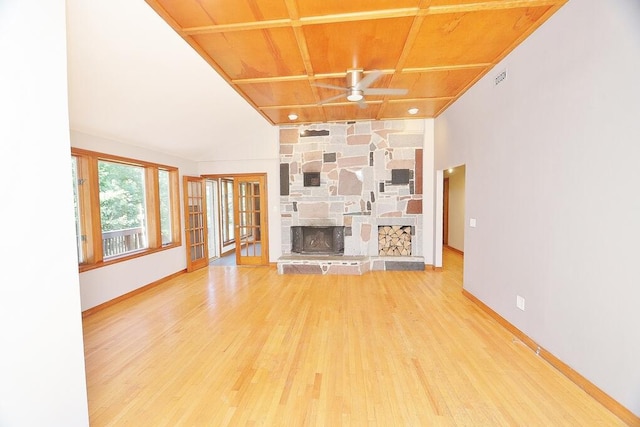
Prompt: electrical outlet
<box><xmin>516</xmin><ymin>295</ymin><xmax>526</xmax><ymax>311</ymax></box>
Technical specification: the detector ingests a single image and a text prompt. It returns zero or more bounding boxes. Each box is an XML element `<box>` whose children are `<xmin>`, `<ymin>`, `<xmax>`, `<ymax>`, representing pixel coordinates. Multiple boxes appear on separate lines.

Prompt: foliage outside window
<box><xmin>72</xmin><ymin>148</ymin><xmax>181</xmax><ymax>271</ymax></box>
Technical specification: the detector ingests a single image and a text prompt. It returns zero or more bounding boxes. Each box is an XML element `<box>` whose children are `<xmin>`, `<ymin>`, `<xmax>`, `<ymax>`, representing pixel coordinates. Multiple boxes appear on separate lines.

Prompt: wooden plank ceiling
<box><xmin>145</xmin><ymin>0</ymin><xmax>567</xmax><ymax>126</ymax></box>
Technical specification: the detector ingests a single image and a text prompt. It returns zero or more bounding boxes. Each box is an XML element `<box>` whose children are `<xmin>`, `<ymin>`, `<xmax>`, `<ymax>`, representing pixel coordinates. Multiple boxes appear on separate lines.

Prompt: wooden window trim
<box><xmin>72</xmin><ymin>148</ymin><xmax>181</xmax><ymax>272</ymax></box>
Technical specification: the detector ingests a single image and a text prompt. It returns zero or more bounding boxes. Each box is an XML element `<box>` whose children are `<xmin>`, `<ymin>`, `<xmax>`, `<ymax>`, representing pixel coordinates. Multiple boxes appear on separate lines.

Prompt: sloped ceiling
<box><xmin>145</xmin><ymin>0</ymin><xmax>567</xmax><ymax>125</ymax></box>
<box><xmin>66</xmin><ymin>0</ymin><xmax>274</xmax><ymax>161</ymax></box>
<box><xmin>66</xmin><ymin>0</ymin><xmax>567</xmax><ymax>160</ymax></box>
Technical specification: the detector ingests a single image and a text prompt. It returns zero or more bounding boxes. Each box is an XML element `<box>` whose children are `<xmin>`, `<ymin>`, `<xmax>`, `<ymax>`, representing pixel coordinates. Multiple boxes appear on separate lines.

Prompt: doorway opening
<box><xmin>436</xmin><ymin>165</ymin><xmax>466</xmax><ymax>269</ymax></box>
<box><xmin>203</xmin><ymin>173</ymin><xmax>269</xmax><ymax>267</ymax></box>
<box><xmin>443</xmin><ymin>165</ymin><xmax>465</xmax><ymax>254</ymax></box>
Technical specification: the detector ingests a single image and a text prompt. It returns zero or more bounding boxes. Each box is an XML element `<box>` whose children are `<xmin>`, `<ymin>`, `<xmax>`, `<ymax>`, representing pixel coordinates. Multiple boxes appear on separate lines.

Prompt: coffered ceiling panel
<box><xmin>193</xmin><ymin>28</ymin><xmax>306</xmax><ymax>79</ymax></box>
<box><xmin>297</xmin><ymin>0</ymin><xmax>421</xmax><ymax>17</ymax></box>
<box><xmin>145</xmin><ymin>0</ymin><xmax>567</xmax><ymax>125</ymax></box>
<box><xmin>303</xmin><ymin>18</ymin><xmax>415</xmax><ymax>74</ymax></box>
<box><xmin>405</xmin><ymin>6</ymin><xmax>554</xmax><ymax>68</ymax></box>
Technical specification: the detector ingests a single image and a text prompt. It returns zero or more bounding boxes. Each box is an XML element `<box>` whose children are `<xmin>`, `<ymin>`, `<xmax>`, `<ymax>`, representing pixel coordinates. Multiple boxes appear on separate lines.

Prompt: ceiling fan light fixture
<box><xmin>347</xmin><ymin>90</ymin><xmax>363</xmax><ymax>102</ymax></box>
<box><xmin>288</xmin><ymin>113</ymin><xmax>298</xmax><ymax>121</ymax></box>
<box><xmin>408</xmin><ymin>107</ymin><xmax>419</xmax><ymax>115</ymax></box>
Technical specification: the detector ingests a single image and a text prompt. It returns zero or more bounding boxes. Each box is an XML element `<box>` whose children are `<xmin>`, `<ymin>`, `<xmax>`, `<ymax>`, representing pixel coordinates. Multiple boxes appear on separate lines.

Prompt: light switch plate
<box><xmin>469</xmin><ymin>218</ymin><xmax>477</xmax><ymax>228</ymax></box>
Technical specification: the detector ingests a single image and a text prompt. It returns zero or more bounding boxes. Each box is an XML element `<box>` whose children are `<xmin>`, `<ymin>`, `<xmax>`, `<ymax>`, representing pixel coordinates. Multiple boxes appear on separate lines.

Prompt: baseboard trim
<box><xmin>82</xmin><ymin>269</ymin><xmax>186</xmax><ymax>318</ymax></box>
<box><xmin>444</xmin><ymin>245</ymin><xmax>464</xmax><ymax>256</ymax></box>
<box><xmin>462</xmin><ymin>289</ymin><xmax>639</xmax><ymax>426</ymax></box>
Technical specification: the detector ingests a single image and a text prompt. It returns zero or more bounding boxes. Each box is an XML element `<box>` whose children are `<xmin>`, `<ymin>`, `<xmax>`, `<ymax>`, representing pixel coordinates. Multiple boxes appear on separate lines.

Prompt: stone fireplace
<box><xmin>291</xmin><ymin>226</ymin><xmax>344</xmax><ymax>255</ymax></box>
<box><xmin>277</xmin><ymin>120</ymin><xmax>427</xmax><ymax>274</ymax></box>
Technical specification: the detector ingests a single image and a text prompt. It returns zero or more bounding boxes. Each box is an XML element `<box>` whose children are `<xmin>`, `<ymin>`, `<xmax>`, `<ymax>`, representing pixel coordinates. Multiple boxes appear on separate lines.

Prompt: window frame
<box><xmin>72</xmin><ymin>148</ymin><xmax>181</xmax><ymax>272</ymax></box>
<box><xmin>220</xmin><ymin>178</ymin><xmax>235</xmax><ymax>245</ymax></box>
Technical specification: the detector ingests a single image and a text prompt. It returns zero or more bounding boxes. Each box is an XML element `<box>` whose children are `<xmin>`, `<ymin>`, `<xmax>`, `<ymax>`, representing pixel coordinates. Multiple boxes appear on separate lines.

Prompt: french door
<box><xmin>233</xmin><ymin>174</ymin><xmax>269</xmax><ymax>265</ymax></box>
<box><xmin>183</xmin><ymin>176</ymin><xmax>209</xmax><ymax>271</ymax></box>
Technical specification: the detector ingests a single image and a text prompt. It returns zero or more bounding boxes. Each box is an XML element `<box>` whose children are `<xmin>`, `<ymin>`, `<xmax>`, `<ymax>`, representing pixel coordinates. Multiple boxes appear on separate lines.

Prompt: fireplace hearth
<box><xmin>291</xmin><ymin>226</ymin><xmax>344</xmax><ymax>255</ymax></box>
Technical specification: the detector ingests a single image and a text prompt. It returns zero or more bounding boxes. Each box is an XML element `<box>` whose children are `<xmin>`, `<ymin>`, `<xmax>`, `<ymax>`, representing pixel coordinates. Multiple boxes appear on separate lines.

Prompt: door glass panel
<box><xmin>235</xmin><ymin>176</ymin><xmax>266</xmax><ymax>265</ymax></box>
<box><xmin>184</xmin><ymin>177</ymin><xmax>208</xmax><ymax>271</ymax></box>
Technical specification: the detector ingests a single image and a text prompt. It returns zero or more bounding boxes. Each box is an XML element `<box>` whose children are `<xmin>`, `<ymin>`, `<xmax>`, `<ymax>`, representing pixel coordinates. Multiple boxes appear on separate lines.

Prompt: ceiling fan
<box><xmin>314</xmin><ymin>69</ymin><xmax>408</xmax><ymax>108</ymax></box>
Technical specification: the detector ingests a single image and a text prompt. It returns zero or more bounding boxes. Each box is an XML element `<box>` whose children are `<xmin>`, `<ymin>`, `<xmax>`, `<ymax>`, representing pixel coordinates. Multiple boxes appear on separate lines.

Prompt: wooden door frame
<box><xmin>183</xmin><ymin>176</ymin><xmax>209</xmax><ymax>272</ymax></box>
<box><xmin>202</xmin><ymin>173</ymin><xmax>270</xmax><ymax>266</ymax></box>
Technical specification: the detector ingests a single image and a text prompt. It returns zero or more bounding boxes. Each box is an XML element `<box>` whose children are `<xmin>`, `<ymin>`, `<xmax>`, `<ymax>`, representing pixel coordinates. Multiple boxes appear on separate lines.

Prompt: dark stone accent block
<box><xmin>367</xmin><ymin>201</ymin><xmax>371</xmax><ymax>211</ymax></box>
<box><xmin>292</xmin><ymin>202</ymin><xmax>297</xmax><ymax>212</ymax></box>
<box><xmin>379</xmin><ymin>182</ymin><xmax>385</xmax><ymax>193</ymax></box>
<box><xmin>391</xmin><ymin>169</ymin><xmax>410</xmax><ymax>185</ymax></box>
<box><xmin>369</xmin><ymin>152</ymin><xmax>374</xmax><ymax>166</ymax></box>
<box><xmin>345</xmin><ymin>227</ymin><xmax>352</xmax><ymax>236</ymax></box>
<box><xmin>385</xmin><ymin>261</ymin><xmax>425</xmax><ymax>271</ymax></box>
<box><xmin>282</xmin><ymin>264</ymin><xmax>324</xmax><ymax>274</ymax></box>
<box><xmin>300</xmin><ymin>129</ymin><xmax>329</xmax><ymax>137</ymax></box>
<box><xmin>409</xmin><ymin>181</ymin><xmax>414</xmax><ymax>195</ymax></box>
<box><xmin>370</xmin><ymin>191</ymin><xmax>375</xmax><ymax>203</ymax></box>
<box><xmin>280</xmin><ymin>163</ymin><xmax>289</xmax><ymax>196</ymax></box>
<box><xmin>303</xmin><ymin>172</ymin><xmax>320</xmax><ymax>187</ymax></box>
<box><xmin>323</xmin><ymin>152</ymin><xmax>336</xmax><ymax>162</ymax></box>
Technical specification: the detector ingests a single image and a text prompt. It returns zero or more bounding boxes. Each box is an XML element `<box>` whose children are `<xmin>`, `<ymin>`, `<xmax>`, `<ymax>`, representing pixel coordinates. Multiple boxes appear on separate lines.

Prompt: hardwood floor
<box><xmin>83</xmin><ymin>249</ymin><xmax>627</xmax><ymax>426</ymax></box>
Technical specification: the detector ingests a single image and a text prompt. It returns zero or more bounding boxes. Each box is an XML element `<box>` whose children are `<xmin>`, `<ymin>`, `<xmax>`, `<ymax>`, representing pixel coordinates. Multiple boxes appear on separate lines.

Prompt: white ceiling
<box><xmin>66</xmin><ymin>0</ymin><xmax>274</xmax><ymax>161</ymax></box>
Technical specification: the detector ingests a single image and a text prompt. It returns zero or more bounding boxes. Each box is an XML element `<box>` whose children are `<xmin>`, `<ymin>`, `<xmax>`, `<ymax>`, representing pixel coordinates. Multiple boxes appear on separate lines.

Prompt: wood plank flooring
<box><xmin>83</xmin><ymin>249</ymin><xmax>628</xmax><ymax>426</ymax></box>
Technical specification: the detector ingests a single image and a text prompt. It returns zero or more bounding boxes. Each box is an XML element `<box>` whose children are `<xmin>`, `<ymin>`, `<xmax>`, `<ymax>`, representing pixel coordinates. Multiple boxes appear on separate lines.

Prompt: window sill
<box><xmin>78</xmin><ymin>242</ymin><xmax>182</xmax><ymax>273</ymax></box>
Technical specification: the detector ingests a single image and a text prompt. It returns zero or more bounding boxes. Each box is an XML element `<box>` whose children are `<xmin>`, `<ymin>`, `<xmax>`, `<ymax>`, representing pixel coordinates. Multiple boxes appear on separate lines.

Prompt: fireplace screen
<box><xmin>291</xmin><ymin>226</ymin><xmax>344</xmax><ymax>255</ymax></box>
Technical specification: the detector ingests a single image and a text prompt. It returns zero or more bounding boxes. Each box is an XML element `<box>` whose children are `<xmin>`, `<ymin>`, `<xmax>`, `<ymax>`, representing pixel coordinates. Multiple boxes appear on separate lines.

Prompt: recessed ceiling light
<box><xmin>288</xmin><ymin>113</ymin><xmax>298</xmax><ymax>121</ymax></box>
<box><xmin>408</xmin><ymin>107</ymin><xmax>419</xmax><ymax>115</ymax></box>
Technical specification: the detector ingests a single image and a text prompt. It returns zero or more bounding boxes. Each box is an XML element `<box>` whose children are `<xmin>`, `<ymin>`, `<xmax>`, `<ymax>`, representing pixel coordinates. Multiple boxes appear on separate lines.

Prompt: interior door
<box><xmin>183</xmin><ymin>176</ymin><xmax>209</xmax><ymax>271</ymax></box>
<box><xmin>233</xmin><ymin>174</ymin><xmax>269</xmax><ymax>265</ymax></box>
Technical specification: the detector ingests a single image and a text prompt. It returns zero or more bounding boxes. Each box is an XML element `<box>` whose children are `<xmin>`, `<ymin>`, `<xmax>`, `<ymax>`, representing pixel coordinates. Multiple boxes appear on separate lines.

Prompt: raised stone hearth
<box><xmin>277</xmin><ymin>255</ymin><xmax>424</xmax><ymax>275</ymax></box>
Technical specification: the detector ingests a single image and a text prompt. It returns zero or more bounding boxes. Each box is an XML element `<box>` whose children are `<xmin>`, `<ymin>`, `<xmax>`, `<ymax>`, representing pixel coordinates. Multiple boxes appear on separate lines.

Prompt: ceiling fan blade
<box><xmin>363</xmin><ymin>88</ymin><xmax>409</xmax><ymax>96</ymax></box>
<box><xmin>312</xmin><ymin>82</ymin><xmax>348</xmax><ymax>92</ymax></box>
<box><xmin>317</xmin><ymin>93</ymin><xmax>346</xmax><ymax>105</ymax></box>
<box><xmin>357</xmin><ymin>99</ymin><xmax>368</xmax><ymax>109</ymax></box>
<box><xmin>355</xmin><ymin>69</ymin><xmax>383</xmax><ymax>90</ymax></box>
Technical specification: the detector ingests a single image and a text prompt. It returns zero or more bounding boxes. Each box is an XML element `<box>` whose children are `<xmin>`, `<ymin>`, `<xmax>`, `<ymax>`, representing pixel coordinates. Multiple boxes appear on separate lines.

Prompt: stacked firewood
<box><xmin>378</xmin><ymin>225</ymin><xmax>412</xmax><ymax>256</ymax></box>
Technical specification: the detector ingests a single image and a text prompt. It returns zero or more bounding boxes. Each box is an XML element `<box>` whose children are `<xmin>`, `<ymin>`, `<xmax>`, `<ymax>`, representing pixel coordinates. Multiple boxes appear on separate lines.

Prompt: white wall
<box><xmin>435</xmin><ymin>0</ymin><xmax>640</xmax><ymax>416</ymax></box>
<box><xmin>421</xmin><ymin>119</ymin><xmax>436</xmax><ymax>265</ymax></box>
<box><xmin>447</xmin><ymin>165</ymin><xmax>465</xmax><ymax>252</ymax></box>
<box><xmin>198</xmin><ymin>135</ymin><xmax>282</xmax><ymax>262</ymax></box>
<box><xmin>72</xmin><ymin>131</ymin><xmax>199</xmax><ymax>310</ymax></box>
<box><xmin>0</xmin><ymin>1</ymin><xmax>89</xmax><ymax>425</ymax></box>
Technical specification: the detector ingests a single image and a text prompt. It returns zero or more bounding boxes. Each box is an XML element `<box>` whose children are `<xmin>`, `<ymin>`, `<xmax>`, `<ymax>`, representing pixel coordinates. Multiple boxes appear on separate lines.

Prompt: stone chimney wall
<box><xmin>280</xmin><ymin>120</ymin><xmax>424</xmax><ymax>257</ymax></box>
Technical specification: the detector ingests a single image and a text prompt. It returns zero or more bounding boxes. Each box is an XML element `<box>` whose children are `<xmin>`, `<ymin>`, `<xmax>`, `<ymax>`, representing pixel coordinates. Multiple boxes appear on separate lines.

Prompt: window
<box><xmin>71</xmin><ymin>156</ymin><xmax>85</xmax><ymax>263</ymax></box>
<box><xmin>72</xmin><ymin>148</ymin><xmax>181</xmax><ymax>271</ymax></box>
<box><xmin>221</xmin><ymin>178</ymin><xmax>235</xmax><ymax>244</ymax></box>
<box><xmin>158</xmin><ymin>169</ymin><xmax>172</xmax><ymax>245</ymax></box>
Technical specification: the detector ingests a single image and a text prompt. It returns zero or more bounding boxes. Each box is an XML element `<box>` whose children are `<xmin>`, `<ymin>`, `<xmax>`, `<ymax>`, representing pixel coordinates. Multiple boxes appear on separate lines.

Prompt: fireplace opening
<box><xmin>291</xmin><ymin>226</ymin><xmax>344</xmax><ymax>255</ymax></box>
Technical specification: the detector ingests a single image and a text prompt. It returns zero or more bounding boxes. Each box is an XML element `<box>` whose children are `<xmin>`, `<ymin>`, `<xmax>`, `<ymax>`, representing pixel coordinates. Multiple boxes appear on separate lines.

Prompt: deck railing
<box><xmin>102</xmin><ymin>227</ymin><xmax>146</xmax><ymax>258</ymax></box>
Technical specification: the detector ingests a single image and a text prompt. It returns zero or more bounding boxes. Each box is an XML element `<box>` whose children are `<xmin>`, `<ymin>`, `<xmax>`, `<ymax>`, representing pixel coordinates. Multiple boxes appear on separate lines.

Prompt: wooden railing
<box><xmin>102</xmin><ymin>227</ymin><xmax>146</xmax><ymax>258</ymax></box>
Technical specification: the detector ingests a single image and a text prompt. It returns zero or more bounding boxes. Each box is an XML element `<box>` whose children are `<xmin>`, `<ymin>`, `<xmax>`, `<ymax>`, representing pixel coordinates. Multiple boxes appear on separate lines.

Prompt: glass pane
<box><xmin>206</xmin><ymin>180</ymin><xmax>219</xmax><ymax>258</ymax></box>
<box><xmin>71</xmin><ymin>156</ymin><xmax>84</xmax><ymax>263</ymax></box>
<box><xmin>221</xmin><ymin>179</ymin><xmax>234</xmax><ymax>242</ymax></box>
<box><xmin>98</xmin><ymin>160</ymin><xmax>148</xmax><ymax>258</ymax></box>
<box><xmin>158</xmin><ymin>169</ymin><xmax>172</xmax><ymax>245</ymax></box>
